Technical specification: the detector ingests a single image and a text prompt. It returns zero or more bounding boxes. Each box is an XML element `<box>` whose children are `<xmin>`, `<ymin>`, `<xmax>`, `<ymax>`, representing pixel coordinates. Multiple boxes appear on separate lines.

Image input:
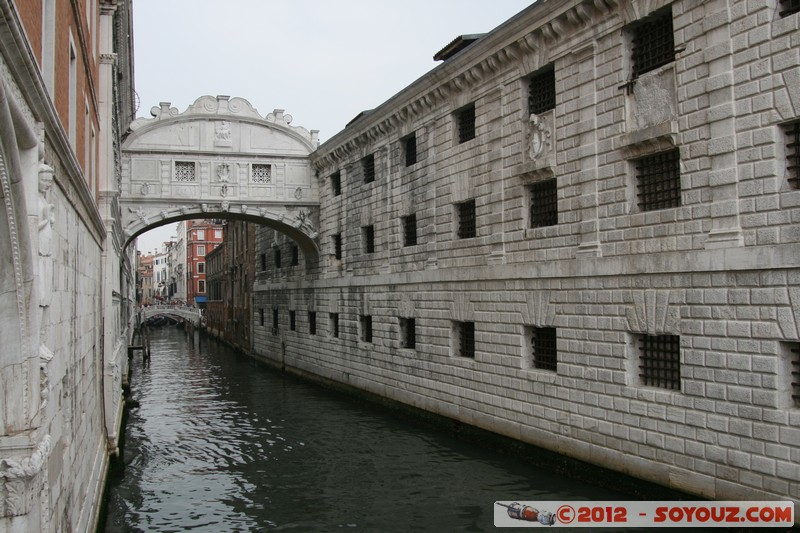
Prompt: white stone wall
<box><xmin>253</xmin><ymin>0</ymin><xmax>800</xmax><ymax>511</ymax></box>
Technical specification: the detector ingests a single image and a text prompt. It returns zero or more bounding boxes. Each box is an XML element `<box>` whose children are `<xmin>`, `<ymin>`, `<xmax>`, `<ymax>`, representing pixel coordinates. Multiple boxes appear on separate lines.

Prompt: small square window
<box><xmin>330</xmin><ymin>313</ymin><xmax>339</xmax><ymax>338</ymax></box>
<box><xmin>779</xmin><ymin>0</ymin><xmax>800</xmax><ymax>17</ymax></box>
<box><xmin>309</xmin><ymin>311</ymin><xmax>317</xmax><ymax>335</ymax></box>
<box><xmin>291</xmin><ymin>244</ymin><xmax>299</xmax><ymax>266</ymax></box>
<box><xmin>174</xmin><ymin>161</ymin><xmax>196</xmax><ymax>182</ymax></box>
<box><xmin>457</xmin><ymin>199</ymin><xmax>476</xmax><ymax>238</ymax></box>
<box><xmin>362</xmin><ymin>154</ymin><xmax>375</xmax><ymax>183</ymax></box>
<box><xmin>404</xmin><ymin>133</ymin><xmax>417</xmax><ymax>167</ymax></box>
<box><xmin>402</xmin><ymin>214</ymin><xmax>417</xmax><ymax>247</ymax></box>
<box><xmin>635</xmin><ymin>149</ymin><xmax>681</xmax><ymax>211</ymax></box>
<box><xmin>362</xmin><ymin>225</ymin><xmax>375</xmax><ymax>254</ymax></box>
<box><xmin>272</xmin><ymin>309</ymin><xmax>279</xmax><ymax>334</ymax></box>
<box><xmin>638</xmin><ymin>334</ymin><xmax>681</xmax><ymax>391</ymax></box>
<box><xmin>629</xmin><ymin>6</ymin><xmax>675</xmax><ymax>78</ymax></box>
<box><xmin>529</xmin><ymin>326</ymin><xmax>557</xmax><ymax>371</ymax></box>
<box><xmin>289</xmin><ymin>310</ymin><xmax>296</xmax><ymax>331</ymax></box>
<box><xmin>454</xmin><ymin>321</ymin><xmax>475</xmax><ymax>358</ymax></box>
<box><xmin>360</xmin><ymin>315</ymin><xmax>373</xmax><ymax>343</ymax></box>
<box><xmin>331</xmin><ymin>171</ymin><xmax>342</xmax><ymax>196</ymax></box>
<box><xmin>457</xmin><ymin>104</ymin><xmax>476</xmax><ymax>143</ymax></box>
<box><xmin>783</xmin><ymin>120</ymin><xmax>800</xmax><ymax>188</ymax></box>
<box><xmin>529</xmin><ymin>178</ymin><xmax>558</xmax><ymax>228</ymax></box>
<box><xmin>274</xmin><ymin>247</ymin><xmax>281</xmax><ymax>268</ymax></box>
<box><xmin>528</xmin><ymin>64</ymin><xmax>555</xmax><ymax>115</ymax></box>
<box><xmin>400</xmin><ymin>317</ymin><xmax>416</xmax><ymax>349</ymax></box>
<box><xmin>333</xmin><ymin>234</ymin><xmax>342</xmax><ymax>260</ymax></box>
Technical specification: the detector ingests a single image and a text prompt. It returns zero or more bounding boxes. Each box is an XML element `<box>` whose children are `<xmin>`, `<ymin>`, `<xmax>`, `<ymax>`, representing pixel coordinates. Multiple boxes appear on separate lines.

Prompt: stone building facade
<box><xmin>253</xmin><ymin>0</ymin><xmax>800</xmax><ymax>510</ymax></box>
<box><xmin>0</xmin><ymin>1</ymin><xmax>135</xmax><ymax>532</ymax></box>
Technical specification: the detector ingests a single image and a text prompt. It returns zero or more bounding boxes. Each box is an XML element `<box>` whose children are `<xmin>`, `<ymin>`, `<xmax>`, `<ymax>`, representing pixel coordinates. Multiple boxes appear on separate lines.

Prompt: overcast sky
<box><xmin>132</xmin><ymin>0</ymin><xmax>534</xmax><ymax>254</ymax></box>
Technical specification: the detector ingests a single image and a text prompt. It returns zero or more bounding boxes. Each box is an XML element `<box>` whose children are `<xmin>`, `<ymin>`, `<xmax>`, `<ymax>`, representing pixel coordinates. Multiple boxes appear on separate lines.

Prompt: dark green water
<box><xmin>102</xmin><ymin>328</ymin><xmax>631</xmax><ymax>532</ymax></box>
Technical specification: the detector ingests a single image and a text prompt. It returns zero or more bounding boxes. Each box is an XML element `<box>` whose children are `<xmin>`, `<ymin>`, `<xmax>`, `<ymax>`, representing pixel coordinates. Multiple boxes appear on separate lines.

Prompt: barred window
<box><xmin>289</xmin><ymin>310</ymin><xmax>296</xmax><ymax>331</ymax></box>
<box><xmin>405</xmin><ymin>133</ymin><xmax>417</xmax><ymax>167</ymax></box>
<box><xmin>252</xmin><ymin>163</ymin><xmax>271</xmax><ymax>183</ymax></box>
<box><xmin>457</xmin><ymin>199</ymin><xmax>476</xmax><ymax>238</ymax></box>
<box><xmin>528</xmin><ymin>64</ymin><xmax>556</xmax><ymax>115</ymax></box>
<box><xmin>333</xmin><ymin>234</ymin><xmax>342</xmax><ymax>260</ymax></box>
<box><xmin>630</xmin><ymin>6</ymin><xmax>675</xmax><ymax>78</ymax></box>
<box><xmin>529</xmin><ymin>178</ymin><xmax>558</xmax><ymax>228</ymax></box>
<box><xmin>454</xmin><ymin>321</ymin><xmax>475</xmax><ymax>358</ymax></box>
<box><xmin>272</xmin><ymin>309</ymin><xmax>279</xmax><ymax>334</ymax></box>
<box><xmin>457</xmin><ymin>104</ymin><xmax>476</xmax><ymax>143</ymax></box>
<box><xmin>291</xmin><ymin>244</ymin><xmax>299</xmax><ymax>266</ymax></box>
<box><xmin>331</xmin><ymin>171</ymin><xmax>342</xmax><ymax>196</ymax></box>
<box><xmin>638</xmin><ymin>334</ymin><xmax>681</xmax><ymax>391</ymax></box>
<box><xmin>360</xmin><ymin>315</ymin><xmax>372</xmax><ymax>343</ymax></box>
<box><xmin>174</xmin><ymin>161</ymin><xmax>196</xmax><ymax>182</ymax></box>
<box><xmin>309</xmin><ymin>311</ymin><xmax>317</xmax><ymax>335</ymax></box>
<box><xmin>635</xmin><ymin>149</ymin><xmax>681</xmax><ymax>211</ymax></box>
<box><xmin>779</xmin><ymin>0</ymin><xmax>800</xmax><ymax>17</ymax></box>
<box><xmin>530</xmin><ymin>326</ymin><xmax>557</xmax><ymax>371</ymax></box>
<box><xmin>400</xmin><ymin>317</ymin><xmax>416</xmax><ymax>350</ymax></box>
<box><xmin>784</xmin><ymin>120</ymin><xmax>800</xmax><ymax>188</ymax></box>
<box><xmin>362</xmin><ymin>154</ymin><xmax>375</xmax><ymax>183</ymax></box>
<box><xmin>330</xmin><ymin>313</ymin><xmax>339</xmax><ymax>338</ymax></box>
<box><xmin>362</xmin><ymin>225</ymin><xmax>375</xmax><ymax>254</ymax></box>
<box><xmin>274</xmin><ymin>247</ymin><xmax>281</xmax><ymax>268</ymax></box>
<box><xmin>402</xmin><ymin>214</ymin><xmax>417</xmax><ymax>247</ymax></box>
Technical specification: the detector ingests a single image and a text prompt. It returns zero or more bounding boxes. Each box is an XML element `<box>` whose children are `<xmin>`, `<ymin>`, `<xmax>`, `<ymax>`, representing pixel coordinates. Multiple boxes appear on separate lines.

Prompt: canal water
<box><xmin>102</xmin><ymin>328</ymin><xmax>634</xmax><ymax>532</ymax></box>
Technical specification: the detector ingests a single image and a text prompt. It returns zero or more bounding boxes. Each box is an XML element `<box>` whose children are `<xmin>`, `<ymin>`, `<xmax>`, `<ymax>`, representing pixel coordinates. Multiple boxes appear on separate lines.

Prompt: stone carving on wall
<box><xmin>0</xmin><ymin>435</ymin><xmax>51</xmax><ymax>517</ymax></box>
<box><xmin>128</xmin><ymin>206</ymin><xmax>149</xmax><ymax>225</ymax></box>
<box><xmin>220</xmin><ymin>184</ymin><xmax>229</xmax><ymax>197</ymax></box>
<box><xmin>140</xmin><ymin>182</ymin><xmax>150</xmax><ymax>196</ymax></box>
<box><xmin>215</xmin><ymin>121</ymin><xmax>232</xmax><ymax>147</ymax></box>
<box><xmin>221</xmin><ymin>201</ymin><xmax>230</xmax><ymax>212</ymax></box>
<box><xmin>217</xmin><ymin>163</ymin><xmax>230</xmax><ymax>182</ymax></box>
<box><xmin>37</xmin><ymin>164</ymin><xmax>54</xmax><ymax>309</ymax></box>
<box><xmin>527</xmin><ymin>113</ymin><xmax>552</xmax><ymax>161</ymax></box>
<box><xmin>294</xmin><ymin>187</ymin><xmax>303</xmax><ymax>200</ymax></box>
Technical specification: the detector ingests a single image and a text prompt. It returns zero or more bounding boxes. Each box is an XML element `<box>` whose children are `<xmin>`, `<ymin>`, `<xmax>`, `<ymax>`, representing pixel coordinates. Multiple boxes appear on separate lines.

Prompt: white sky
<box><xmin>132</xmin><ymin>0</ymin><xmax>535</xmax><ymax>254</ymax></box>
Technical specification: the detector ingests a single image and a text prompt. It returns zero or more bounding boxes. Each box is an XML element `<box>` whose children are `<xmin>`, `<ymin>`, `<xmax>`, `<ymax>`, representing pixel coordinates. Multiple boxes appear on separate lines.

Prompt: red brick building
<box><xmin>185</xmin><ymin>219</ymin><xmax>224</xmax><ymax>307</ymax></box>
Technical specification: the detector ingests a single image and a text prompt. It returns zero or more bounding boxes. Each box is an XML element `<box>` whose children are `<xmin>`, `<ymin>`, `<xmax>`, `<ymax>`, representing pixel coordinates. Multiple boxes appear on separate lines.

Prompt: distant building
<box><xmin>186</xmin><ymin>219</ymin><xmax>224</xmax><ymax>307</ymax></box>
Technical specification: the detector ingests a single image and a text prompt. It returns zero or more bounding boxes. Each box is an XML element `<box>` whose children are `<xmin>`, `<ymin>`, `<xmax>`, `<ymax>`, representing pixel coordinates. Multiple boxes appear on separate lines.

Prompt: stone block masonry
<box><xmin>252</xmin><ymin>0</ymin><xmax>800</xmax><ymax>519</ymax></box>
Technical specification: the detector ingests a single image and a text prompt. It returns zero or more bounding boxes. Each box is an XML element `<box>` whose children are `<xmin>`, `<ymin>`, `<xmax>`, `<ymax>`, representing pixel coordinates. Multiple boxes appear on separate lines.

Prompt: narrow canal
<box><xmin>102</xmin><ymin>327</ymin><xmax>638</xmax><ymax>531</ymax></box>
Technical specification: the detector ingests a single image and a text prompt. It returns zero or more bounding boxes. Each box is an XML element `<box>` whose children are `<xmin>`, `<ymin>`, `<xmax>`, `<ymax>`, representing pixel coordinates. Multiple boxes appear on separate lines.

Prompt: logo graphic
<box><xmin>496</xmin><ymin>502</ymin><xmax>556</xmax><ymax>526</ymax></box>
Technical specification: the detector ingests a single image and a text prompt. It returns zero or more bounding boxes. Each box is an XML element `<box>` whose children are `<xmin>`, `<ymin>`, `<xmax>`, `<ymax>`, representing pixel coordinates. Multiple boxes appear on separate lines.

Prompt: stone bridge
<box><xmin>120</xmin><ymin>95</ymin><xmax>321</xmax><ymax>261</ymax></box>
<box><xmin>139</xmin><ymin>304</ymin><xmax>204</xmax><ymax>327</ymax></box>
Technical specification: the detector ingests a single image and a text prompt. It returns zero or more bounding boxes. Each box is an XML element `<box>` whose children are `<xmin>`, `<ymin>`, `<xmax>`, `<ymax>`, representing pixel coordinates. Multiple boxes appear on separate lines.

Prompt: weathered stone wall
<box><xmin>253</xmin><ymin>0</ymin><xmax>799</xmax><ymax>512</ymax></box>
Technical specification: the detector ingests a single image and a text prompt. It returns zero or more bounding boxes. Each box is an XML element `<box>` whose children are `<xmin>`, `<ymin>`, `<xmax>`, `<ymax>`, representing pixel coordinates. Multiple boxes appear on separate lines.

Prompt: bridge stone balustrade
<box><xmin>139</xmin><ymin>304</ymin><xmax>204</xmax><ymax>327</ymax></box>
<box><xmin>121</xmin><ymin>95</ymin><xmax>321</xmax><ymax>261</ymax></box>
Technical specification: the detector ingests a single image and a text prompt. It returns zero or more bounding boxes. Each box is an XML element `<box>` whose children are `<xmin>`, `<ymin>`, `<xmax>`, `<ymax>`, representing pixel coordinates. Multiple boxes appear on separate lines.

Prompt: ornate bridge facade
<box><xmin>121</xmin><ymin>95</ymin><xmax>321</xmax><ymax>260</ymax></box>
<box><xmin>140</xmin><ymin>304</ymin><xmax>204</xmax><ymax>327</ymax></box>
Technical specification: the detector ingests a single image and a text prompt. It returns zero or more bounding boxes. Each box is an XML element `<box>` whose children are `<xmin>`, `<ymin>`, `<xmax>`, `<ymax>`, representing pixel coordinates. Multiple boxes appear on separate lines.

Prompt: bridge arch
<box><xmin>121</xmin><ymin>95</ymin><xmax>320</xmax><ymax>261</ymax></box>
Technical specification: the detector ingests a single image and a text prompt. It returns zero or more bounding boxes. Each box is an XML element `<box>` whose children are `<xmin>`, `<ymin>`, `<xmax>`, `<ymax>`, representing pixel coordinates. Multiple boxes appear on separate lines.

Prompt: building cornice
<box><xmin>311</xmin><ymin>0</ymin><xmax>618</xmax><ymax>174</ymax></box>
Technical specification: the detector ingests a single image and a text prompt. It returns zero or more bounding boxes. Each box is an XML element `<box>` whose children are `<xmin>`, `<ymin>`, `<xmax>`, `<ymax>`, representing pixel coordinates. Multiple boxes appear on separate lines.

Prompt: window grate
<box><xmin>529</xmin><ymin>178</ymin><xmax>558</xmax><ymax>227</ymax></box>
<box><xmin>457</xmin><ymin>199</ymin><xmax>476</xmax><ymax>238</ymax></box>
<box><xmin>531</xmin><ymin>326</ymin><xmax>557</xmax><ymax>371</ymax></box>
<box><xmin>528</xmin><ymin>65</ymin><xmax>556</xmax><ymax>115</ymax></box>
<box><xmin>174</xmin><ymin>161</ymin><xmax>196</xmax><ymax>182</ymax></box>
<box><xmin>631</xmin><ymin>7</ymin><xmax>675</xmax><ymax>78</ymax></box>
<box><xmin>309</xmin><ymin>311</ymin><xmax>317</xmax><ymax>335</ymax></box>
<box><xmin>252</xmin><ymin>163</ymin><xmax>271</xmax><ymax>183</ymax></box>
<box><xmin>636</xmin><ymin>149</ymin><xmax>681</xmax><ymax>211</ymax></box>
<box><xmin>791</xmin><ymin>343</ymin><xmax>800</xmax><ymax>407</ymax></box>
<box><xmin>403</xmin><ymin>214</ymin><xmax>417</xmax><ymax>246</ymax></box>
<box><xmin>333</xmin><ymin>234</ymin><xmax>342</xmax><ymax>260</ymax></box>
<box><xmin>363</xmin><ymin>225</ymin><xmax>375</xmax><ymax>254</ymax></box>
<box><xmin>330</xmin><ymin>313</ymin><xmax>339</xmax><ymax>338</ymax></box>
<box><xmin>639</xmin><ymin>334</ymin><xmax>681</xmax><ymax>390</ymax></box>
<box><xmin>457</xmin><ymin>321</ymin><xmax>475</xmax><ymax>358</ymax></box>
<box><xmin>362</xmin><ymin>154</ymin><xmax>375</xmax><ymax>183</ymax></box>
<box><xmin>785</xmin><ymin>121</ymin><xmax>800</xmax><ymax>188</ymax></box>
<box><xmin>289</xmin><ymin>310</ymin><xmax>296</xmax><ymax>331</ymax></box>
<box><xmin>401</xmin><ymin>318</ymin><xmax>416</xmax><ymax>349</ymax></box>
<box><xmin>405</xmin><ymin>134</ymin><xmax>417</xmax><ymax>167</ymax></box>
<box><xmin>457</xmin><ymin>104</ymin><xmax>476</xmax><ymax>143</ymax></box>
<box><xmin>331</xmin><ymin>171</ymin><xmax>342</xmax><ymax>196</ymax></box>
<box><xmin>360</xmin><ymin>315</ymin><xmax>372</xmax><ymax>343</ymax></box>
<box><xmin>779</xmin><ymin>0</ymin><xmax>800</xmax><ymax>16</ymax></box>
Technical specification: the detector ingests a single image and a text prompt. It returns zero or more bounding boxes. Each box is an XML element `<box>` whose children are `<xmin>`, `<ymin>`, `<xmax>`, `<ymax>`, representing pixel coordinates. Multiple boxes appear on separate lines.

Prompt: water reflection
<box><xmin>103</xmin><ymin>328</ymin><xmax>628</xmax><ymax>531</ymax></box>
